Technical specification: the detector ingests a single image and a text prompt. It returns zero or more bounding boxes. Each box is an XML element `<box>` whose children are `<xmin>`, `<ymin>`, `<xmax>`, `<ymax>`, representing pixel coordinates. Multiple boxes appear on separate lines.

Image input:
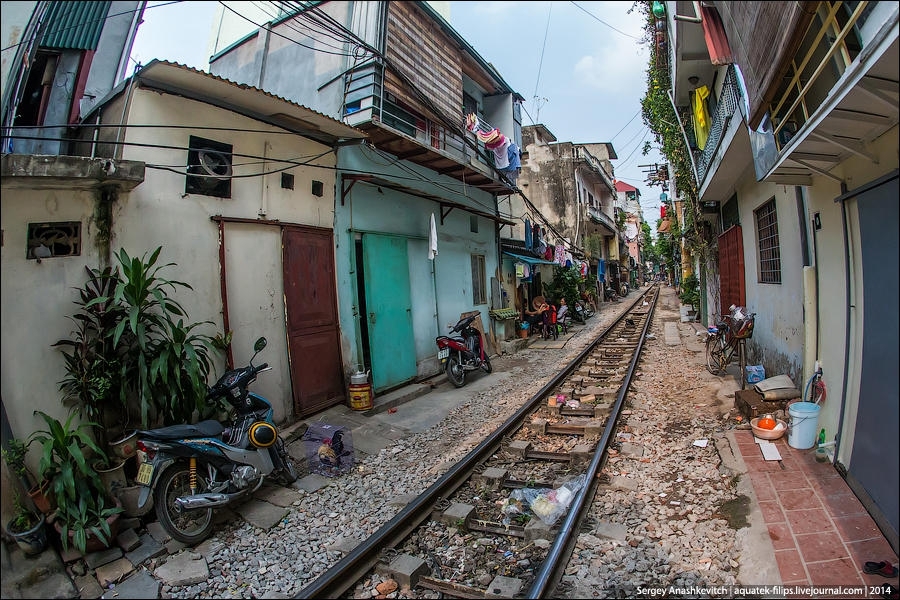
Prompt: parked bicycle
<box><xmin>705</xmin><ymin>305</ymin><xmax>756</xmax><ymax>389</ymax></box>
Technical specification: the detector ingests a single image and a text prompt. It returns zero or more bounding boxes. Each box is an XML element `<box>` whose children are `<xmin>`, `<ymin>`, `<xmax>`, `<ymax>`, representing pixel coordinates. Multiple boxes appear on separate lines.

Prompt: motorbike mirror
<box><xmin>254</xmin><ymin>337</ymin><xmax>267</xmax><ymax>352</ymax></box>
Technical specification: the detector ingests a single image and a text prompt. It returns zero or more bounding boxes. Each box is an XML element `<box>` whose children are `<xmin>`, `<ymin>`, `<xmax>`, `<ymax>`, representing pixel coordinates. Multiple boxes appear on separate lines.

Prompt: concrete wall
<box><xmin>737</xmin><ymin>179</ymin><xmax>806</xmax><ymax>384</ymax></box>
<box><xmin>0</xmin><ymin>86</ymin><xmax>340</xmax><ymax>446</ymax></box>
<box><xmin>804</xmin><ymin>125</ymin><xmax>898</xmax><ymax>463</ymax></box>
<box><xmin>0</xmin><ymin>186</ymin><xmax>103</xmax><ymax>471</ymax></box>
<box><xmin>335</xmin><ymin>144</ymin><xmax>498</xmax><ymax>378</ymax></box>
<box><xmin>209</xmin><ymin>1</ymin><xmax>364</xmax><ymax>121</ymax></box>
<box><xmin>0</xmin><ymin>0</ymin><xmax>37</xmax><ymax>108</ymax></box>
<box><xmin>115</xmin><ymin>87</ymin><xmax>339</xmax><ymax>424</ymax></box>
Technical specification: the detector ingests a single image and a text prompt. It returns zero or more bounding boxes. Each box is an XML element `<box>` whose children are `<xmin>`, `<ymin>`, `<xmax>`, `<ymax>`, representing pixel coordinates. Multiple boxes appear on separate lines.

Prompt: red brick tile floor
<box><xmin>735</xmin><ymin>430</ymin><xmax>898</xmax><ymax>597</ymax></box>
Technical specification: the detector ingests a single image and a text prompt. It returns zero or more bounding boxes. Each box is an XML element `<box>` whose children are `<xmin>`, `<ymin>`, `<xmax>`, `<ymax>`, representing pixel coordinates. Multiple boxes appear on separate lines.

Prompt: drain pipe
<box><xmin>835</xmin><ymin>182</ymin><xmax>850</xmax><ymax>463</ymax></box>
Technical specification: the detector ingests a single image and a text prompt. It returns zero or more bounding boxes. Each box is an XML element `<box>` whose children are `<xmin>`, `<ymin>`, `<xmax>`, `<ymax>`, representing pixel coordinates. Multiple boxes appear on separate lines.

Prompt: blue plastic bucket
<box><xmin>788</xmin><ymin>402</ymin><xmax>821</xmax><ymax>449</ymax></box>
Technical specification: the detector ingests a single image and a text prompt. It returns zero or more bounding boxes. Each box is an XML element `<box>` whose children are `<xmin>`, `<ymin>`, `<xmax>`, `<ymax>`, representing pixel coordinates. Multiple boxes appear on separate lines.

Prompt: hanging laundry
<box><xmin>515</xmin><ymin>262</ymin><xmax>525</xmax><ymax>278</ymax></box>
<box><xmin>692</xmin><ymin>85</ymin><xmax>711</xmax><ymax>150</ymax></box>
<box><xmin>492</xmin><ymin>136</ymin><xmax>511</xmax><ymax>169</ymax></box>
<box><xmin>505</xmin><ymin>143</ymin><xmax>521</xmax><ymax>171</ymax></box>
<box><xmin>524</xmin><ymin>218</ymin><xmax>533</xmax><ymax>249</ymax></box>
<box><xmin>554</xmin><ymin>244</ymin><xmax>566</xmax><ymax>265</ymax></box>
<box><xmin>429</xmin><ymin>213</ymin><xmax>438</xmax><ymax>260</ymax></box>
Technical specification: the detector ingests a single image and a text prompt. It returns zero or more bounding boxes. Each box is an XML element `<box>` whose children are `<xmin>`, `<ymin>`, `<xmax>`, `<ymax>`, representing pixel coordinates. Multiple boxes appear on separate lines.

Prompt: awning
<box><xmin>502</xmin><ymin>251</ymin><xmax>558</xmax><ymax>266</ymax></box>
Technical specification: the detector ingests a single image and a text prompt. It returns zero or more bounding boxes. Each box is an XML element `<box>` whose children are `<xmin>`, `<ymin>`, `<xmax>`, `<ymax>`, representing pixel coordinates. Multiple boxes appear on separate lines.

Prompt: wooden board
<box><xmin>735</xmin><ymin>388</ymin><xmax>787</xmax><ymax>419</ymax></box>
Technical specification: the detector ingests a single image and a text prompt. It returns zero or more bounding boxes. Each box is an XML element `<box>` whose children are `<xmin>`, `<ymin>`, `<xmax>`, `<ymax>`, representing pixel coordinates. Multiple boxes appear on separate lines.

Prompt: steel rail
<box><xmin>294</xmin><ymin>286</ymin><xmax>658</xmax><ymax>599</ymax></box>
<box><xmin>527</xmin><ymin>285</ymin><xmax>658</xmax><ymax>597</ymax></box>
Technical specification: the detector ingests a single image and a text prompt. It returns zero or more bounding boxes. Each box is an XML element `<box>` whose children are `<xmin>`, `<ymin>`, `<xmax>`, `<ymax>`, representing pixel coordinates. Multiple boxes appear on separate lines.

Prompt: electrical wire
<box><xmin>569</xmin><ymin>1</ymin><xmax>642</xmax><ymax>41</ymax></box>
<box><xmin>0</xmin><ymin>1</ymin><xmax>182</xmax><ymax>54</ymax></box>
<box><xmin>532</xmin><ymin>4</ymin><xmax>553</xmax><ymax>103</ymax></box>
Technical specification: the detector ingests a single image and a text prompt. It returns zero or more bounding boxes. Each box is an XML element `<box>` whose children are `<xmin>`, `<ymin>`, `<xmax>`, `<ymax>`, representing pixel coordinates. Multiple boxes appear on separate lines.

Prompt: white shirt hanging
<box><xmin>429</xmin><ymin>213</ymin><xmax>438</xmax><ymax>260</ymax></box>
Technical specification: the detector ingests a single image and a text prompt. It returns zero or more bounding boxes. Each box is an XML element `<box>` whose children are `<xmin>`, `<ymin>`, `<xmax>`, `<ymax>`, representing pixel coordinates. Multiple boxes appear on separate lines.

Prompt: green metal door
<box><xmin>362</xmin><ymin>234</ymin><xmax>417</xmax><ymax>391</ymax></box>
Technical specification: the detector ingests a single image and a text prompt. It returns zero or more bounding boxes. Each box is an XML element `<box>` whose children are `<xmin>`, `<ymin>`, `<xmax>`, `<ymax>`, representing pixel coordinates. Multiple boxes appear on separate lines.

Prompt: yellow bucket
<box><xmin>348</xmin><ymin>382</ymin><xmax>373</xmax><ymax>411</ymax></box>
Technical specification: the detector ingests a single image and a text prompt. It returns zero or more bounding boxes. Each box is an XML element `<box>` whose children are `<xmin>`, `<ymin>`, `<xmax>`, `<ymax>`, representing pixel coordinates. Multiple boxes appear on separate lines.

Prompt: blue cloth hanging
<box><xmin>524</xmin><ymin>218</ymin><xmax>533</xmax><ymax>249</ymax></box>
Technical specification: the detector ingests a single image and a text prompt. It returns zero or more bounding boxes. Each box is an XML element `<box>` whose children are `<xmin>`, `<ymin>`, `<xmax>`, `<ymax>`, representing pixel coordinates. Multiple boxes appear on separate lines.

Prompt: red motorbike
<box><xmin>435</xmin><ymin>314</ymin><xmax>492</xmax><ymax>388</ymax></box>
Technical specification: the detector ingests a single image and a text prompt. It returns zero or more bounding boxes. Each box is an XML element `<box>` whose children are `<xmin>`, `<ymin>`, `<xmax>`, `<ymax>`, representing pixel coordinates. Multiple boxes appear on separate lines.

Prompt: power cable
<box><xmin>568</xmin><ymin>1</ymin><xmax>642</xmax><ymax>41</ymax></box>
<box><xmin>532</xmin><ymin>4</ymin><xmax>553</xmax><ymax>122</ymax></box>
<box><xmin>0</xmin><ymin>1</ymin><xmax>182</xmax><ymax>54</ymax></box>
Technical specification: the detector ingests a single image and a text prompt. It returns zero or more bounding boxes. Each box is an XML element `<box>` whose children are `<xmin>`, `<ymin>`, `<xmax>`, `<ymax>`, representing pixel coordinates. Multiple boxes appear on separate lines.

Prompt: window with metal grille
<box><xmin>471</xmin><ymin>254</ymin><xmax>487</xmax><ymax>305</ymax></box>
<box><xmin>755</xmin><ymin>198</ymin><xmax>781</xmax><ymax>284</ymax></box>
<box><xmin>27</xmin><ymin>221</ymin><xmax>81</xmax><ymax>259</ymax></box>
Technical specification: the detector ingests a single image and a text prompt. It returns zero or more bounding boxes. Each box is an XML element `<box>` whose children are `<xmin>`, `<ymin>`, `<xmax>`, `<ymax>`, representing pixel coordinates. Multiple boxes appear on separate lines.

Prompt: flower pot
<box><xmin>108</xmin><ymin>430</ymin><xmax>138</xmax><ymax>460</ymax></box>
<box><xmin>28</xmin><ymin>480</ymin><xmax>55</xmax><ymax>516</ymax></box>
<box><xmin>6</xmin><ymin>515</ymin><xmax>48</xmax><ymax>556</ymax></box>
<box><xmin>53</xmin><ymin>498</ymin><xmax>122</xmax><ymax>555</ymax></box>
<box><xmin>94</xmin><ymin>458</ymin><xmax>128</xmax><ymax>497</ymax></box>
<box><xmin>115</xmin><ymin>484</ymin><xmax>153</xmax><ymax>518</ymax></box>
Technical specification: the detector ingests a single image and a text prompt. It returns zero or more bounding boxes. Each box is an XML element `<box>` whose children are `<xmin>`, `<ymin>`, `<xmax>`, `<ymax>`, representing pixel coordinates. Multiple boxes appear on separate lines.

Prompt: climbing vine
<box><xmin>637</xmin><ymin>1</ymin><xmax>713</xmax><ymax>264</ymax></box>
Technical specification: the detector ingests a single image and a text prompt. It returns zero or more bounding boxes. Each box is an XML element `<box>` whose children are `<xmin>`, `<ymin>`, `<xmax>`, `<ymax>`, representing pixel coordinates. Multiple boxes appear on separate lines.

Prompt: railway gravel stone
<box><xmin>152</xmin><ymin>287</ymin><xmax>753</xmax><ymax>599</ymax></box>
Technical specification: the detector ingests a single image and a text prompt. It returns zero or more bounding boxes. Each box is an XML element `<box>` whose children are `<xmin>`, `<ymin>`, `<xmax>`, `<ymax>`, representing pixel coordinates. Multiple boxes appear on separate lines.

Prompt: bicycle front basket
<box><xmin>733</xmin><ymin>315</ymin><xmax>755</xmax><ymax>339</ymax></box>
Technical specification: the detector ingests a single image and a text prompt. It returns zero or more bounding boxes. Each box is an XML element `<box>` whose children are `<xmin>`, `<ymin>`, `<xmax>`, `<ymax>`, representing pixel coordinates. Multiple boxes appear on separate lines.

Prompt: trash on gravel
<box><xmin>500</xmin><ymin>474</ymin><xmax>587</xmax><ymax>526</ymax></box>
<box><xmin>692</xmin><ymin>439</ymin><xmax>709</xmax><ymax>448</ymax></box>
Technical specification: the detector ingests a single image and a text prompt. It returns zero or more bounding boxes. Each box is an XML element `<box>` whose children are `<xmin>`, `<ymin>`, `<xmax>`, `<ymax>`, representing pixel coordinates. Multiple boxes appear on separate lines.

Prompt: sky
<box><xmin>128</xmin><ymin>1</ymin><xmax>667</xmax><ymax>219</ymax></box>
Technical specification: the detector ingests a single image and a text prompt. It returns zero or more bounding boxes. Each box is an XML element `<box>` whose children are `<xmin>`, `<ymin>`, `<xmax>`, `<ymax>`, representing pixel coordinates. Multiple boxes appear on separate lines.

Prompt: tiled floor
<box><xmin>735</xmin><ymin>430</ymin><xmax>899</xmax><ymax>596</ymax></box>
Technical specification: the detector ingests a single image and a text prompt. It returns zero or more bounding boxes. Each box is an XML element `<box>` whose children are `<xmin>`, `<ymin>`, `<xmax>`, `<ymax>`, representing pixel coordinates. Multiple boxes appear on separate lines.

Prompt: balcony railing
<box><xmin>588</xmin><ymin>205</ymin><xmax>617</xmax><ymax>232</ymax></box>
<box><xmin>574</xmin><ymin>146</ymin><xmax>614</xmax><ymax>189</ymax></box>
<box><xmin>695</xmin><ymin>64</ymin><xmax>742</xmax><ymax>185</ymax></box>
<box><xmin>343</xmin><ymin>60</ymin><xmax>494</xmax><ymax>172</ymax></box>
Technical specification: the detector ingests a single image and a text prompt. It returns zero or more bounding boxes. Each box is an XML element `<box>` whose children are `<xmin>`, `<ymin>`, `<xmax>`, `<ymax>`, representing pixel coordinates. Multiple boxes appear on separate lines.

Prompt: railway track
<box><xmin>295</xmin><ymin>285</ymin><xmax>660</xmax><ymax>599</ymax></box>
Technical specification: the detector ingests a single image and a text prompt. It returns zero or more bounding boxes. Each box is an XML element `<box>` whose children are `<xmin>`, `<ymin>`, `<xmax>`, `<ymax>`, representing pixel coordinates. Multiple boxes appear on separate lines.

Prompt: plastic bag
<box><xmin>500</xmin><ymin>474</ymin><xmax>587</xmax><ymax>526</ymax></box>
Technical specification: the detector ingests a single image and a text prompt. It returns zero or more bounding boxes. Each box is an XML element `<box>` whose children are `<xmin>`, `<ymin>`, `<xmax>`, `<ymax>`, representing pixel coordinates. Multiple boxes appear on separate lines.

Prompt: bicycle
<box><xmin>705</xmin><ymin>306</ymin><xmax>756</xmax><ymax>390</ymax></box>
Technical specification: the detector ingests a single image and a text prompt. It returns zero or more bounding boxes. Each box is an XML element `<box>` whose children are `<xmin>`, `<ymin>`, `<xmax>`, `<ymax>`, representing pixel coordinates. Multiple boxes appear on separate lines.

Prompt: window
<box><xmin>186</xmin><ymin>136</ymin><xmax>232</xmax><ymax>198</ymax></box>
<box><xmin>27</xmin><ymin>221</ymin><xmax>80</xmax><ymax>259</ymax></box>
<box><xmin>470</xmin><ymin>215</ymin><xmax>478</xmax><ymax>233</ymax></box>
<box><xmin>755</xmin><ymin>198</ymin><xmax>781</xmax><ymax>284</ymax></box>
<box><xmin>471</xmin><ymin>254</ymin><xmax>487</xmax><ymax>305</ymax></box>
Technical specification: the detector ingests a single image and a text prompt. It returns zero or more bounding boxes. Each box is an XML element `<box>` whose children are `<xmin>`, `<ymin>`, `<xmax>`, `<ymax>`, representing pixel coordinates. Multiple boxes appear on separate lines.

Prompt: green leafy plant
<box><xmin>543</xmin><ymin>265</ymin><xmax>584</xmax><ymax>312</ymax></box>
<box><xmin>8</xmin><ymin>494</ymin><xmax>40</xmax><ymax>534</ymax></box>
<box><xmin>2</xmin><ymin>438</ymin><xmax>32</xmax><ymax>485</ymax></box>
<box><xmin>54</xmin><ymin>247</ymin><xmax>221</xmax><ymax>432</ymax></box>
<box><xmin>53</xmin><ymin>265</ymin><xmax>128</xmax><ymax>447</ymax></box>
<box><xmin>679</xmin><ymin>273</ymin><xmax>701</xmax><ymax>309</ymax></box>
<box><xmin>27</xmin><ymin>410</ymin><xmax>121</xmax><ymax>554</ymax></box>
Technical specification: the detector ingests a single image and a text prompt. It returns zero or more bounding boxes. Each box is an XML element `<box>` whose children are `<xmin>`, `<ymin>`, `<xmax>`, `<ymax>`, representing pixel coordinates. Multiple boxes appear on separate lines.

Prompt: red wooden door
<box><xmin>282</xmin><ymin>226</ymin><xmax>345</xmax><ymax>417</ymax></box>
<box><xmin>717</xmin><ymin>225</ymin><xmax>745</xmax><ymax>318</ymax></box>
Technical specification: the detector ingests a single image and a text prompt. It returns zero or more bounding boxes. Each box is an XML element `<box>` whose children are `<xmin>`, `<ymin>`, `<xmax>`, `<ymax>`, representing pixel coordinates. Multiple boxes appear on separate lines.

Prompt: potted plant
<box><xmin>2</xmin><ymin>437</ymin><xmax>53</xmax><ymax>515</ymax></box>
<box><xmin>27</xmin><ymin>410</ymin><xmax>122</xmax><ymax>555</ymax></box>
<box><xmin>54</xmin><ymin>249</ymin><xmax>220</xmax><ymax>435</ymax></box>
<box><xmin>5</xmin><ymin>494</ymin><xmax>48</xmax><ymax>556</ymax></box>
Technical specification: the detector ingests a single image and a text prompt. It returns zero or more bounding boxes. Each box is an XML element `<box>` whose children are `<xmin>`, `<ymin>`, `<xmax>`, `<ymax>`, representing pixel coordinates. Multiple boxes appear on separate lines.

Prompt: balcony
<box><xmin>587</xmin><ymin>205</ymin><xmax>617</xmax><ymax>235</ymax></box>
<box><xmin>694</xmin><ymin>65</ymin><xmax>743</xmax><ymax>186</ymax></box>
<box><xmin>342</xmin><ymin>61</ymin><xmax>516</xmax><ymax>195</ymax></box>
<box><xmin>574</xmin><ymin>146</ymin><xmax>615</xmax><ymax>191</ymax></box>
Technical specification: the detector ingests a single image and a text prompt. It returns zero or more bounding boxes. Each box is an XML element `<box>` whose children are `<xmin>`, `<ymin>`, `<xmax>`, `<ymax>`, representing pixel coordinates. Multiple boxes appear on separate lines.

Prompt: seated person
<box><xmin>557</xmin><ymin>298</ymin><xmax>569</xmax><ymax>323</ymax></box>
<box><xmin>542</xmin><ymin>301</ymin><xmax>558</xmax><ymax>339</ymax></box>
<box><xmin>524</xmin><ymin>297</ymin><xmax>548</xmax><ymax>334</ymax></box>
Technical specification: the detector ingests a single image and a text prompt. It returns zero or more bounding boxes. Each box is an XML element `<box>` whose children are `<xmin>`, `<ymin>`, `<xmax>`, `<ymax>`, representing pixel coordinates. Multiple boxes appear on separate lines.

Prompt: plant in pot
<box><xmin>27</xmin><ymin>410</ymin><xmax>122</xmax><ymax>555</ymax></box>
<box><xmin>2</xmin><ymin>437</ymin><xmax>53</xmax><ymax>515</ymax></box>
<box><xmin>5</xmin><ymin>493</ymin><xmax>48</xmax><ymax>556</ymax></box>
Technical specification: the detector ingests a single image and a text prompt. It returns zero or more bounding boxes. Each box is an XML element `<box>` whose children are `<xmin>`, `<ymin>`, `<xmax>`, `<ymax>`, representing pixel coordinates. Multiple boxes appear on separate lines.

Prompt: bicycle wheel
<box><xmin>705</xmin><ymin>335</ymin><xmax>726</xmax><ymax>375</ymax></box>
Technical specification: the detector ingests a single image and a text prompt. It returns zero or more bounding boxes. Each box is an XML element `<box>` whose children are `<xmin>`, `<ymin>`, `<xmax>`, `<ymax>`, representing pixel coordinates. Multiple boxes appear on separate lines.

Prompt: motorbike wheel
<box><xmin>273</xmin><ymin>440</ymin><xmax>299</xmax><ymax>485</ymax></box>
<box><xmin>153</xmin><ymin>464</ymin><xmax>215</xmax><ymax>545</ymax></box>
<box><xmin>446</xmin><ymin>356</ymin><xmax>466</xmax><ymax>388</ymax></box>
<box><xmin>481</xmin><ymin>356</ymin><xmax>492</xmax><ymax>374</ymax></box>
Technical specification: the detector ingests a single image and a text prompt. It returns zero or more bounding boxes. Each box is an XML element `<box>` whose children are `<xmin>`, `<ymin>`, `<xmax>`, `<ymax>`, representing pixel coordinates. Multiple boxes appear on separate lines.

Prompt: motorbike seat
<box><xmin>138</xmin><ymin>420</ymin><xmax>226</xmax><ymax>440</ymax></box>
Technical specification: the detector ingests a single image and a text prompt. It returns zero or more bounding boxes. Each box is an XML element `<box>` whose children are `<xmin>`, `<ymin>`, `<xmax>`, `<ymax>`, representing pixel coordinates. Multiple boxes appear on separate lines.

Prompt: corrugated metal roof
<box><xmin>41</xmin><ymin>0</ymin><xmax>111</xmax><ymax>50</ymax></box>
<box><xmin>131</xmin><ymin>61</ymin><xmax>367</xmax><ymax>143</ymax></box>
